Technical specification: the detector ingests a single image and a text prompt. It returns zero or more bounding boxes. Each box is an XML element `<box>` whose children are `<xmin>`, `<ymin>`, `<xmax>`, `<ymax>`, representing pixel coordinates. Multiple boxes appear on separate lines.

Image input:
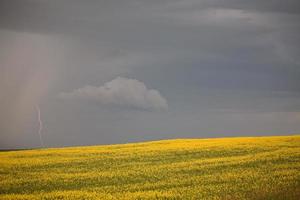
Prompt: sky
<box><xmin>0</xmin><ymin>0</ymin><xmax>300</xmax><ymax>149</ymax></box>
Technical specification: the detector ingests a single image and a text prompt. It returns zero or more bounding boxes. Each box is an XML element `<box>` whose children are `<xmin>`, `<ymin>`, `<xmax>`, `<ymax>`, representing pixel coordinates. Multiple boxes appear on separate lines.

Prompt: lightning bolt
<box><xmin>36</xmin><ymin>105</ymin><xmax>44</xmax><ymax>147</ymax></box>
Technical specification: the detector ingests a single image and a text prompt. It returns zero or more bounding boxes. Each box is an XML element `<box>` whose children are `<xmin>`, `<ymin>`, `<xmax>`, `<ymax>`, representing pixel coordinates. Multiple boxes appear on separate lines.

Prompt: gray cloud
<box><xmin>59</xmin><ymin>77</ymin><xmax>168</xmax><ymax>111</ymax></box>
<box><xmin>1</xmin><ymin>0</ymin><xmax>300</xmax><ymax>149</ymax></box>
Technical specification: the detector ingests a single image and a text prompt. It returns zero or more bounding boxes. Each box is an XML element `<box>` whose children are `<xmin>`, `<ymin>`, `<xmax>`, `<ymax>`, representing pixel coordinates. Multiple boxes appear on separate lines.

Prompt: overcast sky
<box><xmin>1</xmin><ymin>0</ymin><xmax>300</xmax><ymax>149</ymax></box>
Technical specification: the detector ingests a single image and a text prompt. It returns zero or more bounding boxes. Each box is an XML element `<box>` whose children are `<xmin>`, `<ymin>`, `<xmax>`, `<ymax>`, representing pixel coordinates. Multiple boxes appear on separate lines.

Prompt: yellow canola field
<box><xmin>0</xmin><ymin>135</ymin><xmax>300</xmax><ymax>199</ymax></box>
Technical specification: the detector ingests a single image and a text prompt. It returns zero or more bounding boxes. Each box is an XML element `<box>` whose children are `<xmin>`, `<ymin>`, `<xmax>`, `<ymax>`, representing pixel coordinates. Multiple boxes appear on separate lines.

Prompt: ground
<box><xmin>0</xmin><ymin>135</ymin><xmax>300</xmax><ymax>199</ymax></box>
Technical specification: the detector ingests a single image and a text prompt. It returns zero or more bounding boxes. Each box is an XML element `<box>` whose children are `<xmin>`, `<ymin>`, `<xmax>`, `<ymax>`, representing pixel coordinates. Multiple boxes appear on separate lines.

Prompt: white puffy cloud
<box><xmin>59</xmin><ymin>77</ymin><xmax>168</xmax><ymax>111</ymax></box>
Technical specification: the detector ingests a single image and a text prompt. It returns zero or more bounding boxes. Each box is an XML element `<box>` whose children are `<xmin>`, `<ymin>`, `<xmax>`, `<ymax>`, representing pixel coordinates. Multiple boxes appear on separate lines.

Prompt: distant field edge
<box><xmin>1</xmin><ymin>133</ymin><xmax>299</xmax><ymax>152</ymax></box>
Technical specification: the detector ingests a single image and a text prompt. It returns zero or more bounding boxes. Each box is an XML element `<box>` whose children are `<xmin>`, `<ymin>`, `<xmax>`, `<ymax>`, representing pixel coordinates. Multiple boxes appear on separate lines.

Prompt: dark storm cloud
<box><xmin>0</xmin><ymin>0</ymin><xmax>300</xmax><ymax>148</ymax></box>
<box><xmin>1</xmin><ymin>0</ymin><xmax>299</xmax><ymax>35</ymax></box>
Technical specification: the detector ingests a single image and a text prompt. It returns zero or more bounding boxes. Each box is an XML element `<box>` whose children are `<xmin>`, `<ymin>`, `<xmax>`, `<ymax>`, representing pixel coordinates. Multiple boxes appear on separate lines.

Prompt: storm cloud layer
<box><xmin>0</xmin><ymin>0</ymin><xmax>299</xmax><ymax>148</ymax></box>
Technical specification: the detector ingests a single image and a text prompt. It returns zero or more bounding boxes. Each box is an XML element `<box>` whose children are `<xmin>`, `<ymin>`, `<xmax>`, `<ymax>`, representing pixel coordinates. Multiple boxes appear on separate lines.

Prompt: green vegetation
<box><xmin>0</xmin><ymin>135</ymin><xmax>300</xmax><ymax>199</ymax></box>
